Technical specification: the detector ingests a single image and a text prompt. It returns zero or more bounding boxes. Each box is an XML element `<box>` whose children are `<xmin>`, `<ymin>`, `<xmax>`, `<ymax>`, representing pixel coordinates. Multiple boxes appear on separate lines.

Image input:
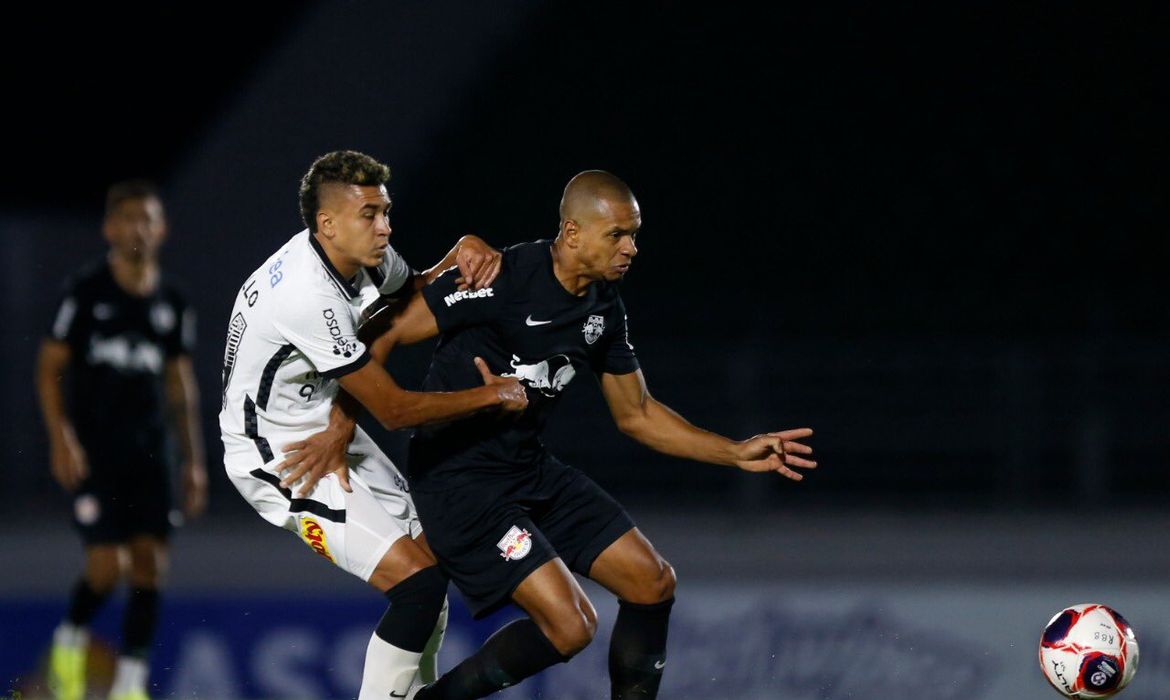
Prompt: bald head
<box><xmin>559</xmin><ymin>170</ymin><xmax>638</xmax><ymax>225</ymax></box>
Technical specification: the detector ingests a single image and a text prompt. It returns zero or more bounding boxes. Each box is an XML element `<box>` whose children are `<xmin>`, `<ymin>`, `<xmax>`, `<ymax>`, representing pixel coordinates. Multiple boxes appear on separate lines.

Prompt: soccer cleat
<box><xmin>47</xmin><ymin>644</ymin><xmax>86</xmax><ymax>700</ymax></box>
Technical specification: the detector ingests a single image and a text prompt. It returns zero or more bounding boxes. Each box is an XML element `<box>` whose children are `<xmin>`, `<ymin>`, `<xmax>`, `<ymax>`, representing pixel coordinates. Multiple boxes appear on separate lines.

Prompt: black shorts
<box><xmin>412</xmin><ymin>457</ymin><xmax>634</xmax><ymax>619</ymax></box>
<box><xmin>72</xmin><ymin>464</ymin><xmax>174</xmax><ymax>544</ymax></box>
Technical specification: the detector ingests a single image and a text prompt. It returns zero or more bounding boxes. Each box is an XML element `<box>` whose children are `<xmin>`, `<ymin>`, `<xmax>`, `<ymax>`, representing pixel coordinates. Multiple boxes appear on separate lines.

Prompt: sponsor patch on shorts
<box><xmin>299</xmin><ymin>516</ymin><xmax>335</xmax><ymax>563</ymax></box>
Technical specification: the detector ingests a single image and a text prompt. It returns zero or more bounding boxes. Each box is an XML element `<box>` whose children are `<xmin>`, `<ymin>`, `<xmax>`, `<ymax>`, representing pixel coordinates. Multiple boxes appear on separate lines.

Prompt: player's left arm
<box><xmin>164</xmin><ymin>354</ymin><xmax>208</xmax><ymax>516</ymax></box>
<box><xmin>275</xmin><ymin>239</ymin><xmax>499</xmax><ymax>496</ymax></box>
<box><xmin>407</xmin><ymin>234</ymin><xmax>501</xmax><ymax>292</ymax></box>
<box><xmin>599</xmin><ymin>369</ymin><xmax>816</xmax><ymax>480</ymax></box>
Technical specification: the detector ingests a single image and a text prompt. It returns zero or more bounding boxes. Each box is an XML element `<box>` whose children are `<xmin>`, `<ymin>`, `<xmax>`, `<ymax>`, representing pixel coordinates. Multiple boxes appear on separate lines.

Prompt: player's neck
<box><xmin>315</xmin><ymin>233</ymin><xmax>361</xmax><ymax>281</ymax></box>
<box><xmin>550</xmin><ymin>241</ymin><xmax>593</xmax><ymax>297</ymax></box>
<box><xmin>108</xmin><ymin>251</ymin><xmax>159</xmax><ymax>297</ymax></box>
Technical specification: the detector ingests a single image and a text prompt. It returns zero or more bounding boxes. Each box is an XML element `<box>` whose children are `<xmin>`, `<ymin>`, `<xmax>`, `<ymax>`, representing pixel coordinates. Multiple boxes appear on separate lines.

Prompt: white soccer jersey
<box><xmin>218</xmin><ymin>230</ymin><xmax>419</xmax><ymax>581</ymax></box>
<box><xmin>219</xmin><ymin>229</ymin><xmax>412</xmax><ymax>470</ymax></box>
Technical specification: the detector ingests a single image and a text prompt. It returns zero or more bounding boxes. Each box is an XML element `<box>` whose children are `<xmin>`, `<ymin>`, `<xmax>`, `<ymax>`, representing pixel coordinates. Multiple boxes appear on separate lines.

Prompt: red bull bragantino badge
<box><xmin>496</xmin><ymin>525</ymin><xmax>532</xmax><ymax>561</ymax></box>
<box><xmin>299</xmin><ymin>517</ymin><xmax>335</xmax><ymax>563</ymax></box>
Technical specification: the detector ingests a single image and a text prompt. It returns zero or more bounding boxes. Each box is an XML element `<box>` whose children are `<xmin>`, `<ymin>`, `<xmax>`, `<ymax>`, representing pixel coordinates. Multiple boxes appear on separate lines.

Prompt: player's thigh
<box><xmin>513</xmin><ymin>558</ymin><xmax>598</xmax><ymax>655</ymax></box>
<box><xmin>588</xmin><ymin>528</ymin><xmax>676</xmax><ymax>604</ymax></box>
<box><xmin>367</xmin><ymin>531</ymin><xmax>438</xmax><ymax>592</ymax></box>
<box><xmin>227</xmin><ymin>462</ymin><xmax>414</xmax><ymax>584</ymax></box>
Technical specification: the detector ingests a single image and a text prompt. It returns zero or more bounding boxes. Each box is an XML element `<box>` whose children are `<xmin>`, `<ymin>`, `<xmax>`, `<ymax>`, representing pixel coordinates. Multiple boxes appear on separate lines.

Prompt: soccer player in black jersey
<box><xmin>296</xmin><ymin>170</ymin><xmax>815</xmax><ymax>699</ymax></box>
<box><xmin>36</xmin><ymin>181</ymin><xmax>208</xmax><ymax>700</ymax></box>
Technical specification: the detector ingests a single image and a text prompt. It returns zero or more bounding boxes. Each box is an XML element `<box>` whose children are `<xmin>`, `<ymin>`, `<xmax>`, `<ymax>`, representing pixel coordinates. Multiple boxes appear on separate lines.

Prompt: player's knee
<box><xmin>128</xmin><ymin>545</ymin><xmax>168</xmax><ymax>587</ymax></box>
<box><xmin>654</xmin><ymin>559</ymin><xmax>677</xmax><ymax>602</ymax></box>
<box><xmin>85</xmin><ymin>551</ymin><xmax>123</xmax><ymax>592</ymax></box>
<box><xmin>626</xmin><ymin>558</ymin><xmax>676</xmax><ymax>605</ymax></box>
<box><xmin>85</xmin><ymin>565</ymin><xmax>121</xmax><ymax>593</ymax></box>
<box><xmin>543</xmin><ymin>604</ymin><xmax>597</xmax><ymax>657</ymax></box>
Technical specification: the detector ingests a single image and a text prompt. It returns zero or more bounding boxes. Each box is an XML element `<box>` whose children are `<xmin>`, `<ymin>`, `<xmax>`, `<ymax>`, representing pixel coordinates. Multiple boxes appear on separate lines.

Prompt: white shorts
<box><xmin>225</xmin><ymin>426</ymin><xmax>421</xmax><ymax>582</ymax></box>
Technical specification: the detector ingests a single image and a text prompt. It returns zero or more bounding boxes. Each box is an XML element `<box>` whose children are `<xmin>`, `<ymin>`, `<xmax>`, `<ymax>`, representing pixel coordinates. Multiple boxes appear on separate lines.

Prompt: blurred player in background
<box><xmin>36</xmin><ymin>180</ymin><xmax>208</xmax><ymax>700</ymax></box>
<box><xmin>299</xmin><ymin>170</ymin><xmax>816</xmax><ymax>699</ymax></box>
<box><xmin>219</xmin><ymin>151</ymin><xmax>526</xmax><ymax>699</ymax></box>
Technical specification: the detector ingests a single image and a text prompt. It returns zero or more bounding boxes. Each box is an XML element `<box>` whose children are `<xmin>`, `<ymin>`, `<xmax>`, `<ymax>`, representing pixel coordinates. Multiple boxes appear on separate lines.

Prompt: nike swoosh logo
<box><xmin>389</xmin><ymin>693</ymin><xmax>407</xmax><ymax>698</ymax></box>
<box><xmin>654</xmin><ymin>660</ymin><xmax>666</xmax><ymax>670</ymax></box>
<box><xmin>525</xmin><ymin>315</ymin><xmax>553</xmax><ymax>326</ymax></box>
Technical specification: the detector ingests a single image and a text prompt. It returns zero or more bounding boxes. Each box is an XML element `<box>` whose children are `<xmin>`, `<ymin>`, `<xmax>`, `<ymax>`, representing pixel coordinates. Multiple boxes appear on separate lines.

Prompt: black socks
<box><xmin>609</xmin><ymin>598</ymin><xmax>674</xmax><ymax>699</ymax></box>
<box><xmin>377</xmin><ymin>566</ymin><xmax>449</xmax><ymax>653</ymax></box>
<box><xmin>122</xmin><ymin>587</ymin><xmax>160</xmax><ymax>658</ymax></box>
<box><xmin>419</xmin><ymin>618</ymin><xmax>568</xmax><ymax>699</ymax></box>
<box><xmin>66</xmin><ymin>578</ymin><xmax>110</xmax><ymax>626</ymax></box>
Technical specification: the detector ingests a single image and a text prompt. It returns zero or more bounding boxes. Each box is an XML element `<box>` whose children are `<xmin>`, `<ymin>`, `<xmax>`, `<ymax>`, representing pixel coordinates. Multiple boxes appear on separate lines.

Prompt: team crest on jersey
<box><xmin>582</xmin><ymin>314</ymin><xmax>605</xmax><ymax>344</ymax></box>
<box><xmin>299</xmin><ymin>517</ymin><xmax>335</xmax><ymax>563</ymax></box>
<box><xmin>497</xmin><ymin>525</ymin><xmax>533</xmax><ymax>561</ymax></box>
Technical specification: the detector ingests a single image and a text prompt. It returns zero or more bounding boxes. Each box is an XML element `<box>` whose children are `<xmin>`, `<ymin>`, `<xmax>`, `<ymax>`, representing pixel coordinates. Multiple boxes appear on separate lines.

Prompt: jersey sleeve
<box><xmin>46</xmin><ymin>278</ymin><xmax>86</xmax><ymax>349</ymax></box>
<box><xmin>375</xmin><ymin>244</ymin><xmax>415</xmax><ymax>296</ymax></box>
<box><xmin>596</xmin><ymin>298</ymin><xmax>640</xmax><ymax>375</ymax></box>
<box><xmin>272</xmin><ymin>291</ymin><xmax>370</xmax><ymax>379</ymax></box>
<box><xmin>420</xmin><ymin>265</ymin><xmax>507</xmax><ymax>333</ymax></box>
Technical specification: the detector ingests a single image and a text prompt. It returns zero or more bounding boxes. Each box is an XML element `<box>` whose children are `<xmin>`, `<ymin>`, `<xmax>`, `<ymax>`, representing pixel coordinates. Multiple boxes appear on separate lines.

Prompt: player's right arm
<box><xmin>36</xmin><ymin>339</ymin><xmax>88</xmax><ymax>491</ymax></box>
<box><xmin>273</xmin><ymin>287</ymin><xmax>523</xmax><ymax>431</ymax></box>
<box><xmin>278</xmin><ymin>281</ymin><xmax>513</xmax><ymax>495</ymax></box>
<box><xmin>335</xmin><ymin>355</ymin><xmax>522</xmax><ymax>432</ymax></box>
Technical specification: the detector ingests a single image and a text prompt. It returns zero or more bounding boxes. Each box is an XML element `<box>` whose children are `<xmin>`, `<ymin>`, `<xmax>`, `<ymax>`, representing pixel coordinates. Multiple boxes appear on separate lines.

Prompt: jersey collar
<box><xmin>308</xmin><ymin>233</ymin><xmax>360</xmax><ymax>300</ymax></box>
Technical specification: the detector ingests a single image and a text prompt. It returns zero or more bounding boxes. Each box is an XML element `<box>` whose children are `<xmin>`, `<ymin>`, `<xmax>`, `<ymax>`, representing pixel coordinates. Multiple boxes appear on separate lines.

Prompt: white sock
<box><xmin>109</xmin><ymin>656</ymin><xmax>148</xmax><ymax>697</ymax></box>
<box><xmin>53</xmin><ymin>623</ymin><xmax>89</xmax><ymax>649</ymax></box>
<box><xmin>358</xmin><ymin>634</ymin><xmax>422</xmax><ymax>700</ymax></box>
<box><xmin>418</xmin><ymin>598</ymin><xmax>449</xmax><ymax>684</ymax></box>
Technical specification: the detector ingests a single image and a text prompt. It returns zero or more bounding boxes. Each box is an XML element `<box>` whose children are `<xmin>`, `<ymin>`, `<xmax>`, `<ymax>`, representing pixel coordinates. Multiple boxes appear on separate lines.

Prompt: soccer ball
<box><xmin>1039</xmin><ymin>603</ymin><xmax>1139</xmax><ymax>698</ymax></box>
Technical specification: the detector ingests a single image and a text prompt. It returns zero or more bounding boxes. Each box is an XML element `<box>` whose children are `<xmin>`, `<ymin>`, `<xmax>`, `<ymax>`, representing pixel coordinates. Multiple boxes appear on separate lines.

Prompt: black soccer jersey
<box><xmin>408</xmin><ymin>239</ymin><xmax>639</xmax><ymax>490</ymax></box>
<box><xmin>48</xmin><ymin>260</ymin><xmax>193</xmax><ymax>465</ymax></box>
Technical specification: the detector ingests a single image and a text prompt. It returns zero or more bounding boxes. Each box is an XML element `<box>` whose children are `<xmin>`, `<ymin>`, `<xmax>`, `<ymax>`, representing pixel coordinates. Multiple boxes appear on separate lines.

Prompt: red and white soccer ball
<box><xmin>1039</xmin><ymin>603</ymin><xmax>1139</xmax><ymax>698</ymax></box>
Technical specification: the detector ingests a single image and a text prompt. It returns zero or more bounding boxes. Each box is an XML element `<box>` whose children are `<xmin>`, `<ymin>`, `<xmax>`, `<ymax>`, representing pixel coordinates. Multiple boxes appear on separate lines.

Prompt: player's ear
<box><xmin>561</xmin><ymin>219</ymin><xmax>580</xmax><ymax>248</ymax></box>
<box><xmin>316</xmin><ymin>209</ymin><xmax>333</xmax><ymax>239</ymax></box>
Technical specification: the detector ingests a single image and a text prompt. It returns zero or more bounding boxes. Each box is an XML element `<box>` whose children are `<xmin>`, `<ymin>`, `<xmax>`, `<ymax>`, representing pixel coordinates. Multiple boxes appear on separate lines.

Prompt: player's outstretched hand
<box><xmin>277</xmin><ymin>426</ymin><xmax>355</xmax><ymax>498</ymax></box>
<box><xmin>49</xmin><ymin>432</ymin><xmax>88</xmax><ymax>492</ymax></box>
<box><xmin>454</xmin><ymin>235</ymin><xmax>502</xmax><ymax>291</ymax></box>
<box><xmin>474</xmin><ymin>356</ymin><xmax>528</xmax><ymax>412</ymax></box>
<box><xmin>733</xmin><ymin>428</ymin><xmax>816</xmax><ymax>481</ymax></box>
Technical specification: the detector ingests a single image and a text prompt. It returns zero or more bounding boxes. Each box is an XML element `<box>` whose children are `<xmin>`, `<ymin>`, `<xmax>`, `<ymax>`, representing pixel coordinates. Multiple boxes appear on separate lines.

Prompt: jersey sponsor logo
<box><xmin>442</xmin><ymin>287</ymin><xmax>494</xmax><ymax>307</ymax></box>
<box><xmin>321</xmin><ymin>308</ymin><xmax>358</xmax><ymax>358</ymax></box>
<box><xmin>88</xmin><ymin>334</ymin><xmax>164</xmax><ymax>373</ymax></box>
<box><xmin>525</xmin><ymin>315</ymin><xmax>553</xmax><ymax>326</ymax></box>
<box><xmin>504</xmin><ymin>354</ymin><xmax>576</xmax><ymax>397</ymax></box>
<box><xmin>299</xmin><ymin>517</ymin><xmax>335</xmax><ymax>563</ymax></box>
<box><xmin>497</xmin><ymin>525</ymin><xmax>532</xmax><ymax>561</ymax></box>
<box><xmin>583</xmin><ymin>314</ymin><xmax>605</xmax><ymax>344</ymax></box>
<box><xmin>150</xmin><ymin>302</ymin><xmax>176</xmax><ymax>333</ymax></box>
<box><xmin>221</xmin><ymin>312</ymin><xmax>247</xmax><ymax>407</ymax></box>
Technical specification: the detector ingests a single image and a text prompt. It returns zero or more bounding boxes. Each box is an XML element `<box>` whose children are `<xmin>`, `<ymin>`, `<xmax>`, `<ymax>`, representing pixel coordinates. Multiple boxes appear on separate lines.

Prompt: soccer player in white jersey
<box><xmin>219</xmin><ymin>151</ymin><xmax>527</xmax><ymax>699</ymax></box>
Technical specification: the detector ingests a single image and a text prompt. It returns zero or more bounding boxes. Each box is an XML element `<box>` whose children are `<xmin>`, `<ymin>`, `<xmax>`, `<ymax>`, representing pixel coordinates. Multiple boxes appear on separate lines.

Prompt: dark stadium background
<box><xmin>1</xmin><ymin>4</ymin><xmax>1166</xmax><ymax>699</ymax></box>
